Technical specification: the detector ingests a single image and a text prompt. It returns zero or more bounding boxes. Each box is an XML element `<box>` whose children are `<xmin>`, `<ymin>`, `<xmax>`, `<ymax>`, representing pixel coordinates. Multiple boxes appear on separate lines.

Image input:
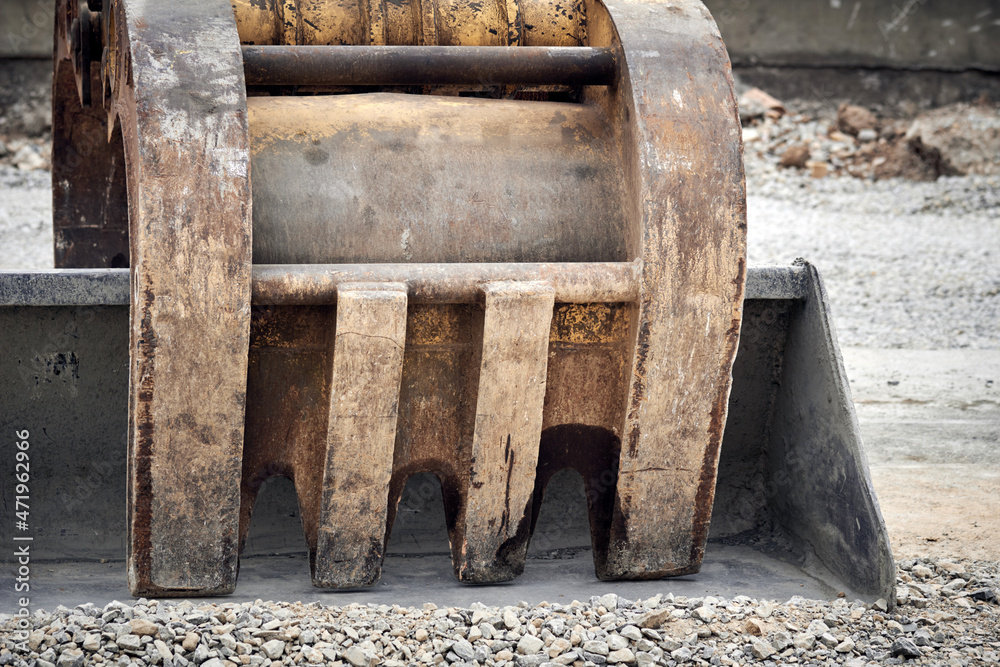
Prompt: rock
<box><xmin>514</xmin><ymin>655</ymin><xmax>547</xmax><ymax>667</ymax></box>
<box><xmin>452</xmin><ymin>639</ymin><xmax>475</xmax><ymax>661</ymax></box>
<box><xmin>56</xmin><ymin>650</ymin><xmax>84</xmax><ymax>667</ymax></box>
<box><xmin>779</xmin><ymin>144</ymin><xmax>810</xmax><ymax>169</ymax></box>
<box><xmin>837</xmin><ymin>104</ymin><xmax>878</xmax><ymax>136</ymax></box>
<box><xmin>414</xmin><ymin>628</ymin><xmax>429</xmax><ymax>641</ymax></box>
<box><xmin>619</xmin><ymin>625</ymin><xmax>642</xmax><ymax>642</ymax></box>
<box><xmin>582</xmin><ymin>640</ymin><xmax>610</xmax><ymax>656</ymax></box>
<box><xmin>607</xmin><ymin>635</ymin><xmax>628</xmax><ymax>651</ymax></box>
<box><xmin>806</xmin><ymin>160</ymin><xmax>829</xmax><ymax>179</ymax></box>
<box><xmin>552</xmin><ymin>651</ymin><xmax>579</xmax><ymax>665</ymax></box>
<box><xmin>503</xmin><ymin>609</ymin><xmax>520</xmax><ymax>629</ymax></box>
<box><xmin>342</xmin><ymin>645</ymin><xmax>375</xmax><ymax>667</ymax></box>
<box><xmin>607</xmin><ymin>648</ymin><xmax>636</xmax><ymax>664</ymax></box>
<box><xmin>201</xmin><ymin>660</ymin><xmax>224</xmax><ymax>667</ymax></box>
<box><xmin>965</xmin><ymin>587</ymin><xmax>998</xmax><ymax>604</ymax></box>
<box><xmin>130</xmin><ymin>618</ymin><xmax>161</xmax><ymax>636</ymax></box>
<box><xmin>192</xmin><ymin>644</ymin><xmax>210</xmax><ymax>664</ymax></box>
<box><xmin>261</xmin><ymin>639</ymin><xmax>285</xmax><ymax>660</ymax></box>
<box><xmin>115</xmin><ymin>635</ymin><xmax>142</xmax><ymax>653</ymax></box>
<box><xmin>495</xmin><ymin>649</ymin><xmax>514</xmax><ymax>662</ymax></box>
<box><xmin>692</xmin><ymin>606</ymin><xmax>715</xmax><ymax>623</ymax></box>
<box><xmin>82</xmin><ymin>634</ymin><xmax>101</xmax><ymax>651</ymax></box>
<box><xmin>942</xmin><ymin>578</ymin><xmax>967</xmax><ymax>593</ymax></box>
<box><xmin>749</xmin><ymin>638</ymin><xmax>774</xmax><ymax>660</ymax></box>
<box><xmin>836</xmin><ymin>637</ymin><xmax>856</xmax><ymax>653</ymax></box>
<box><xmin>937</xmin><ymin>559</ymin><xmax>966</xmax><ymax>574</ymax></box>
<box><xmin>743</xmin><ymin>618</ymin><xmax>766</xmax><ymax>636</ymax></box>
<box><xmin>182</xmin><ymin>632</ymin><xmax>200</xmax><ymax>652</ymax></box>
<box><xmin>28</xmin><ymin>630</ymin><xmax>46</xmax><ymax>650</ymax></box>
<box><xmin>828</xmin><ymin>129</ymin><xmax>854</xmax><ymax>143</ymax></box>
<box><xmin>739</xmin><ymin>87</ymin><xmax>785</xmax><ymax>123</ymax></box>
<box><xmin>792</xmin><ymin>633</ymin><xmax>815</xmax><ymax>650</ymax></box>
<box><xmin>770</xmin><ymin>631</ymin><xmax>792</xmax><ymax>651</ymax></box>
<box><xmin>517</xmin><ymin>635</ymin><xmax>545</xmax><ymax>654</ymax></box>
<box><xmin>669</xmin><ymin>647</ymin><xmax>692</xmax><ymax>663</ymax></box>
<box><xmin>890</xmin><ymin>638</ymin><xmax>922</xmax><ymax>659</ymax></box>
<box><xmin>819</xmin><ymin>632</ymin><xmax>839</xmax><ymax>648</ymax></box>
<box><xmin>598</xmin><ymin>594</ymin><xmax>619</xmax><ymax>610</ymax></box>
<box><xmin>911</xmin><ymin>564</ymin><xmax>934</xmax><ymax>578</ymax></box>
<box><xmin>635</xmin><ymin>609</ymin><xmax>670</xmax><ymax>629</ymax></box>
<box><xmin>185</xmin><ymin>612</ymin><xmax>210</xmax><ymax>625</ymax></box>
<box><xmin>154</xmin><ymin>639</ymin><xmax>173</xmax><ymax>661</ymax></box>
<box><xmin>806</xmin><ymin>619</ymin><xmax>829</xmax><ymax>636</ymax></box>
<box><xmin>548</xmin><ymin>638</ymin><xmax>572</xmax><ymax>658</ymax></box>
<box><xmin>857</xmin><ymin>128</ymin><xmax>878</xmax><ymax>142</ymax></box>
<box><xmin>906</xmin><ymin>104</ymin><xmax>1000</xmax><ymax>176</ymax></box>
<box><xmin>13</xmin><ymin>145</ymin><xmax>46</xmax><ymax>171</ymax></box>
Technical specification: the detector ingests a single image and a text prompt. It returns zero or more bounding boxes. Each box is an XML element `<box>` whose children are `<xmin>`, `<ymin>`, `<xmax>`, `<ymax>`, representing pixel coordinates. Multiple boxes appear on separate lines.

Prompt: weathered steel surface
<box><xmin>314</xmin><ymin>284</ymin><xmax>408</xmax><ymax>588</ymax></box>
<box><xmin>251</xmin><ymin>262</ymin><xmax>640</xmax><ymax>305</ymax></box>
<box><xmin>242</xmin><ymin>45</ymin><xmax>616</xmax><ymax>86</ymax></box>
<box><xmin>230</xmin><ymin>0</ymin><xmax>585</xmax><ymax>47</ymax></box>
<box><xmin>248</xmin><ymin>94</ymin><xmax>626</xmax><ymax>265</ymax></box>
<box><xmin>50</xmin><ymin>0</ymin><xmax>745</xmax><ymax>592</ymax></box>
<box><xmin>51</xmin><ymin>0</ymin><xmax>129</xmax><ymax>268</ymax></box>
<box><xmin>457</xmin><ymin>282</ymin><xmax>555</xmax><ymax>582</ymax></box>
<box><xmin>590</xmin><ymin>0</ymin><xmax>746</xmax><ymax>579</ymax></box>
<box><xmin>5</xmin><ymin>264</ymin><xmax>796</xmax><ymax>306</ymax></box>
<box><xmin>111</xmin><ymin>0</ymin><xmax>253</xmax><ymax>595</ymax></box>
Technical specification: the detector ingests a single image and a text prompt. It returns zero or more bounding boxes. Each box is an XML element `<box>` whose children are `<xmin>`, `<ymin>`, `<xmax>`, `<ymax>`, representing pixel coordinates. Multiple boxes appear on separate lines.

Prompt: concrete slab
<box><xmin>22</xmin><ymin>544</ymin><xmax>848</xmax><ymax>612</ymax></box>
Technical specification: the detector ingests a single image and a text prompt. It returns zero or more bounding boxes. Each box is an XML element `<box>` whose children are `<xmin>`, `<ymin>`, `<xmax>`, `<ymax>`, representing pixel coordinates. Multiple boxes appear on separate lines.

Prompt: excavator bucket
<box><xmin>0</xmin><ymin>0</ymin><xmax>893</xmax><ymax>604</ymax></box>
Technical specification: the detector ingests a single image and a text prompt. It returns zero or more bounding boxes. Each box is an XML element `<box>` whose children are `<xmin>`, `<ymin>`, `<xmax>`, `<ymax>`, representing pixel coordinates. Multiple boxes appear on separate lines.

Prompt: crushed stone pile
<box><xmin>2</xmin><ymin>558</ymin><xmax>998</xmax><ymax>667</ymax></box>
<box><xmin>738</xmin><ymin>89</ymin><xmax>1000</xmax><ymax>185</ymax></box>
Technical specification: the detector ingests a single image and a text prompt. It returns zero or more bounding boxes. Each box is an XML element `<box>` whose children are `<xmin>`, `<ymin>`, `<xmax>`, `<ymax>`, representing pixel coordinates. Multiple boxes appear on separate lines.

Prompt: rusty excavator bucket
<box><xmin>0</xmin><ymin>0</ymin><xmax>893</xmax><ymax>604</ymax></box>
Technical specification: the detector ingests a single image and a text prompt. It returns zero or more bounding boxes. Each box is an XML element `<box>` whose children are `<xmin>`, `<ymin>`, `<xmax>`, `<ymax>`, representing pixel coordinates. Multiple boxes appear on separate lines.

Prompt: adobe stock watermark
<box><xmin>11</xmin><ymin>429</ymin><xmax>33</xmax><ymax>645</ymax></box>
<box><xmin>5</xmin><ymin>0</ymin><xmax>54</xmax><ymax>55</ymax></box>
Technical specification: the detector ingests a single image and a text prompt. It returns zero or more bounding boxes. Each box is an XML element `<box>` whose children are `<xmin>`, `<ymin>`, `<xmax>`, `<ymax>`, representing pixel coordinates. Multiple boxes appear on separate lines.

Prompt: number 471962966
<box><xmin>15</xmin><ymin>430</ymin><xmax>30</xmax><ymax>525</ymax></box>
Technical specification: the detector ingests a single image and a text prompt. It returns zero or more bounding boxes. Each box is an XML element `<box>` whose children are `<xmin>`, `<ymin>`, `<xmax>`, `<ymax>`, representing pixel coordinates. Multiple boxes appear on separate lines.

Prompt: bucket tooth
<box><xmin>313</xmin><ymin>284</ymin><xmax>408</xmax><ymax>588</ymax></box>
<box><xmin>456</xmin><ymin>281</ymin><xmax>555</xmax><ymax>583</ymax></box>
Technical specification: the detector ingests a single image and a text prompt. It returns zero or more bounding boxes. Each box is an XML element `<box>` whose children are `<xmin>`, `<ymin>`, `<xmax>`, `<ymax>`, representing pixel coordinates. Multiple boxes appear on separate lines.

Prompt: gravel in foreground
<box><xmin>2</xmin><ymin>559</ymin><xmax>998</xmax><ymax>667</ymax></box>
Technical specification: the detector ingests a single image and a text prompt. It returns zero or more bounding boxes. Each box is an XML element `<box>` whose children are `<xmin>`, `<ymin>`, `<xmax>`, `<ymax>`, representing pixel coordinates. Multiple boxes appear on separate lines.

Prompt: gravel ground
<box><xmin>2</xmin><ymin>558</ymin><xmax>998</xmax><ymax>667</ymax></box>
<box><xmin>739</xmin><ymin>103</ymin><xmax>1000</xmax><ymax>351</ymax></box>
<box><xmin>0</xmin><ymin>164</ymin><xmax>51</xmax><ymax>270</ymax></box>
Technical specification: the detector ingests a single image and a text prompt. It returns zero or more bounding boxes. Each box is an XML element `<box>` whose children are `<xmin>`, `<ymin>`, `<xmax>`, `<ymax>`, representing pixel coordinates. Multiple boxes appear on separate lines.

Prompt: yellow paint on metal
<box><xmin>230</xmin><ymin>0</ymin><xmax>585</xmax><ymax>46</ymax></box>
<box><xmin>406</xmin><ymin>306</ymin><xmax>469</xmax><ymax>345</ymax></box>
<box><xmin>550</xmin><ymin>303</ymin><xmax>628</xmax><ymax>344</ymax></box>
